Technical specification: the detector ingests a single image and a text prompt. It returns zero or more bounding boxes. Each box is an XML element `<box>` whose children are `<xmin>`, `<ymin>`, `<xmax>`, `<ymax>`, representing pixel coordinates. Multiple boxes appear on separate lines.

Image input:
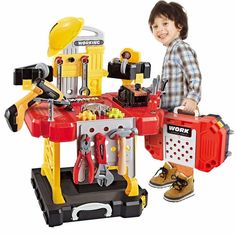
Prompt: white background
<box><xmin>0</xmin><ymin>0</ymin><xmax>236</xmax><ymax>235</ymax></box>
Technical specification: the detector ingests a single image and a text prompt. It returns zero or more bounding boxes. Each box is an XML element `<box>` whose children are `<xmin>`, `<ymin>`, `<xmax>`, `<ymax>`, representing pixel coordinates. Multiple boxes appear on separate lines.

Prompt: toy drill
<box><xmin>5</xmin><ymin>63</ymin><xmax>71</xmax><ymax>132</ymax></box>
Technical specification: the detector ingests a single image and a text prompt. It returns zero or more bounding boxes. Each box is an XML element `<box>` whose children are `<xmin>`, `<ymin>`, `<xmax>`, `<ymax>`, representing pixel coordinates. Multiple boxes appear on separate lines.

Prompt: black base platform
<box><xmin>31</xmin><ymin>167</ymin><xmax>148</xmax><ymax>227</ymax></box>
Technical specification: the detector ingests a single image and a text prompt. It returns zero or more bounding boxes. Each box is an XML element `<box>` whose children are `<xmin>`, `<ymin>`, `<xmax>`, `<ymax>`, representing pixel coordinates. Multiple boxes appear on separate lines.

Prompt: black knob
<box><xmin>68</xmin><ymin>57</ymin><xmax>75</xmax><ymax>63</ymax></box>
<box><xmin>135</xmin><ymin>83</ymin><xmax>141</xmax><ymax>91</ymax></box>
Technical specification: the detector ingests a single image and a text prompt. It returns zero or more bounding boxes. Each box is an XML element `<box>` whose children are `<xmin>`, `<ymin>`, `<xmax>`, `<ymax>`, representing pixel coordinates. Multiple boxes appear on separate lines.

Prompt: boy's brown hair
<box><xmin>148</xmin><ymin>1</ymin><xmax>188</xmax><ymax>40</ymax></box>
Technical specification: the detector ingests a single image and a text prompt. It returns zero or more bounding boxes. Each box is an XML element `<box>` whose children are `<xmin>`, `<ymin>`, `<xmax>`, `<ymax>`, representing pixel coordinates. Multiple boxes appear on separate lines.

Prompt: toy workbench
<box><xmin>27</xmin><ymin>92</ymin><xmax>163</xmax><ymax>226</ymax></box>
<box><xmin>4</xmin><ymin>17</ymin><xmax>232</xmax><ymax>226</ymax></box>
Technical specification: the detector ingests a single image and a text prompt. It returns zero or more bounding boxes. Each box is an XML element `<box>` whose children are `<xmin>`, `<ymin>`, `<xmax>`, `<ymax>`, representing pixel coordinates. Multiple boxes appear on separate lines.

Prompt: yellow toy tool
<box><xmin>107</xmin><ymin>48</ymin><xmax>151</xmax><ymax>85</ymax></box>
<box><xmin>5</xmin><ymin>63</ymin><xmax>70</xmax><ymax>132</ymax></box>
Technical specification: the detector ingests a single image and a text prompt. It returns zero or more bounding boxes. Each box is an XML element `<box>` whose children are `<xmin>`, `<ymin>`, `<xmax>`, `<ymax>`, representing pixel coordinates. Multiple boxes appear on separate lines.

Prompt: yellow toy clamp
<box><xmin>120</xmin><ymin>48</ymin><xmax>141</xmax><ymax>63</ymax></box>
<box><xmin>48</xmin><ymin>17</ymin><xmax>84</xmax><ymax>57</ymax></box>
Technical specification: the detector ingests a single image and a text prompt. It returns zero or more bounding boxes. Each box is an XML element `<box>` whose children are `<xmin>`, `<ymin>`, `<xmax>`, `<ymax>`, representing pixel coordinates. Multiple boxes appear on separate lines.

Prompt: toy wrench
<box><xmin>79</xmin><ymin>56</ymin><xmax>90</xmax><ymax>96</ymax></box>
<box><xmin>73</xmin><ymin>134</ymin><xmax>94</xmax><ymax>184</ymax></box>
<box><xmin>94</xmin><ymin>133</ymin><xmax>114</xmax><ymax>187</ymax></box>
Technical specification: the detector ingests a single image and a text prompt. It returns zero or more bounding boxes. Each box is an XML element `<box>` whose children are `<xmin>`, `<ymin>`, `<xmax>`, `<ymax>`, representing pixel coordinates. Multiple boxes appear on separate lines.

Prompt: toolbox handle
<box><xmin>72</xmin><ymin>203</ymin><xmax>112</xmax><ymax>221</ymax></box>
<box><xmin>173</xmin><ymin>106</ymin><xmax>200</xmax><ymax>117</ymax></box>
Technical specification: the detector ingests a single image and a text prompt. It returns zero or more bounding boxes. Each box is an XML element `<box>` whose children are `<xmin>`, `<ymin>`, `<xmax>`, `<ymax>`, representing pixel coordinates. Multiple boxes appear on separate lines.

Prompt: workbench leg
<box><xmin>123</xmin><ymin>168</ymin><xmax>139</xmax><ymax>197</ymax></box>
<box><xmin>41</xmin><ymin>138</ymin><xmax>65</xmax><ymax>204</ymax></box>
<box><xmin>108</xmin><ymin>166</ymin><xmax>139</xmax><ymax>197</ymax></box>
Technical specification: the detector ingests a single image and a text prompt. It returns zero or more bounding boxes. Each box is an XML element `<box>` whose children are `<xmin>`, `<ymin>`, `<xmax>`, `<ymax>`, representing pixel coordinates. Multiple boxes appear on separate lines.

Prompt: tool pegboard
<box><xmin>77</xmin><ymin>117</ymin><xmax>136</xmax><ymax>178</ymax></box>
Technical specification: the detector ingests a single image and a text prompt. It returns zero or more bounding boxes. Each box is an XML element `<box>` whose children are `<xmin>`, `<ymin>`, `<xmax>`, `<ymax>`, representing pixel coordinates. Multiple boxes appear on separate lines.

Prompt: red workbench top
<box><xmin>25</xmin><ymin>93</ymin><xmax>164</xmax><ymax>142</ymax></box>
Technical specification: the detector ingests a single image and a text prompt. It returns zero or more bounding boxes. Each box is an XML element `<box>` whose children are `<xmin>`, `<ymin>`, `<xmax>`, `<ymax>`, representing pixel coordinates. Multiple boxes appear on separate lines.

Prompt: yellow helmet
<box><xmin>48</xmin><ymin>17</ymin><xmax>84</xmax><ymax>57</ymax></box>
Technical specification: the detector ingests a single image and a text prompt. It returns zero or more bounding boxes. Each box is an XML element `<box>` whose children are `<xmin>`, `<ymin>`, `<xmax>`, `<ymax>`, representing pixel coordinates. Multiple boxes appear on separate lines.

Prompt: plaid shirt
<box><xmin>161</xmin><ymin>38</ymin><xmax>202</xmax><ymax>109</ymax></box>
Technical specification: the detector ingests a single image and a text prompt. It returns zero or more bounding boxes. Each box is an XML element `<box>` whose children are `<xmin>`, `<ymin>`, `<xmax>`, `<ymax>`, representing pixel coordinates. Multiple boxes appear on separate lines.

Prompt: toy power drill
<box><xmin>5</xmin><ymin>63</ymin><xmax>72</xmax><ymax>132</ymax></box>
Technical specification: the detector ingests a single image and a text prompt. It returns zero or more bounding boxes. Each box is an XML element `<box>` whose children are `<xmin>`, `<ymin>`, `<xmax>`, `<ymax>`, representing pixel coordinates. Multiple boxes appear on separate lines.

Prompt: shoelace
<box><xmin>172</xmin><ymin>177</ymin><xmax>188</xmax><ymax>191</ymax></box>
<box><xmin>154</xmin><ymin>167</ymin><xmax>168</xmax><ymax>180</ymax></box>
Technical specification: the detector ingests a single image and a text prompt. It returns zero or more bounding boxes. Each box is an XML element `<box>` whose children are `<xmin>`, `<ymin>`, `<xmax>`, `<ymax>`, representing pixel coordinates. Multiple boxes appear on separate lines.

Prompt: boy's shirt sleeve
<box><xmin>176</xmin><ymin>44</ymin><xmax>202</xmax><ymax>103</ymax></box>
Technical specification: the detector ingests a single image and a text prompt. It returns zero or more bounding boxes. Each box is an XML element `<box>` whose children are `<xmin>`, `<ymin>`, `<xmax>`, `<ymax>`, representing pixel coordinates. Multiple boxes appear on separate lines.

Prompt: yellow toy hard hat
<box><xmin>48</xmin><ymin>17</ymin><xmax>84</xmax><ymax>57</ymax></box>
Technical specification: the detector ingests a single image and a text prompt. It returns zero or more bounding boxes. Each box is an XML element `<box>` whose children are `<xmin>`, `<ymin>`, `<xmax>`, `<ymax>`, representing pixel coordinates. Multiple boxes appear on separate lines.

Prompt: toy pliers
<box><xmin>73</xmin><ymin>134</ymin><xmax>94</xmax><ymax>184</ymax></box>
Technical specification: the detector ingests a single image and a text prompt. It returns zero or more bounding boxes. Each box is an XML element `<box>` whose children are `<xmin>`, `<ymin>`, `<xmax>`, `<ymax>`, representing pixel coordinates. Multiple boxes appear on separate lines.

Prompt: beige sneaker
<box><xmin>164</xmin><ymin>173</ymin><xmax>194</xmax><ymax>202</ymax></box>
<box><xmin>149</xmin><ymin>162</ymin><xmax>177</xmax><ymax>188</ymax></box>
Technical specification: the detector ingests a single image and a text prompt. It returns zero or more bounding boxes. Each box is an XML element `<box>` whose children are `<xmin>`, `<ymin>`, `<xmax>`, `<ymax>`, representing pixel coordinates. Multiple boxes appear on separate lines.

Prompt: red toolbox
<box><xmin>145</xmin><ymin>109</ymin><xmax>231</xmax><ymax>172</ymax></box>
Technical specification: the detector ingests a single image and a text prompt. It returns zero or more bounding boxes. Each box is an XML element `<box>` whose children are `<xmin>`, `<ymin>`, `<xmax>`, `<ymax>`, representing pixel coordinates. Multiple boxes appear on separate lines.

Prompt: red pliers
<box><xmin>73</xmin><ymin>134</ymin><xmax>94</xmax><ymax>184</ymax></box>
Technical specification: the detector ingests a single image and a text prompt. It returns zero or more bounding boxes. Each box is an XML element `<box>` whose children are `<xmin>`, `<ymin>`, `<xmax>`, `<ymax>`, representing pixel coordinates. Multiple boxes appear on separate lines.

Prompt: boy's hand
<box><xmin>182</xmin><ymin>98</ymin><xmax>198</xmax><ymax>114</ymax></box>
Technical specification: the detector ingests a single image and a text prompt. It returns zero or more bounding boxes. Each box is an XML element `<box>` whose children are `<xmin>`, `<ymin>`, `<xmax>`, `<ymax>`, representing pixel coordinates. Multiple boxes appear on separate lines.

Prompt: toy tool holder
<box><xmin>53</xmin><ymin>26</ymin><xmax>108</xmax><ymax>98</ymax></box>
<box><xmin>76</xmin><ymin>118</ymin><xmax>136</xmax><ymax>180</ymax></box>
<box><xmin>145</xmin><ymin>107</ymin><xmax>231</xmax><ymax>172</ymax></box>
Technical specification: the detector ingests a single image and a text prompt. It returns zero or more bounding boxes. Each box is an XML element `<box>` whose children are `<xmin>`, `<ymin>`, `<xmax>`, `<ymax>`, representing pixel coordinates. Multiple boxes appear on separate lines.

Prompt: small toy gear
<box><xmin>107</xmin><ymin>108</ymin><xmax>124</xmax><ymax>118</ymax></box>
<box><xmin>77</xmin><ymin>110</ymin><xmax>96</xmax><ymax>121</ymax></box>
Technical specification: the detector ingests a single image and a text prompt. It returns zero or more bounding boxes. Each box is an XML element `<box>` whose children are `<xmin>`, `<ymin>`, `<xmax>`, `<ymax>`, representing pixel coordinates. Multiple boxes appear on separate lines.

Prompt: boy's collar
<box><xmin>168</xmin><ymin>37</ymin><xmax>181</xmax><ymax>48</ymax></box>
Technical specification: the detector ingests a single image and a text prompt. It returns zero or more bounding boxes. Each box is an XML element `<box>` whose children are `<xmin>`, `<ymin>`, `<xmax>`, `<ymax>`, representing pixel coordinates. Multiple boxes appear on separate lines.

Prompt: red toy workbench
<box><xmin>25</xmin><ymin>92</ymin><xmax>164</xmax><ymax>226</ymax></box>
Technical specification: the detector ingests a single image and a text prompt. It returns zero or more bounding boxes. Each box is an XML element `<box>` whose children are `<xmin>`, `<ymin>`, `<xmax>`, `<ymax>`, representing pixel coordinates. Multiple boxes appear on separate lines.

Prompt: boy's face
<box><xmin>151</xmin><ymin>15</ymin><xmax>181</xmax><ymax>46</ymax></box>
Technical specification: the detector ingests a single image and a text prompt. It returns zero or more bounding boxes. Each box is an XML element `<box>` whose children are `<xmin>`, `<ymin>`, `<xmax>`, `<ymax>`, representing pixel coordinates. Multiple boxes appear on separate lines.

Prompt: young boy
<box><xmin>148</xmin><ymin>1</ymin><xmax>202</xmax><ymax>202</ymax></box>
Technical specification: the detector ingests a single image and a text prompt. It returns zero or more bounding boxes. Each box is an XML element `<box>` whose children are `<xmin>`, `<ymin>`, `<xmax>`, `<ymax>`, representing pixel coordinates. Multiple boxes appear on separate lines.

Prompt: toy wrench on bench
<box><xmin>73</xmin><ymin>134</ymin><xmax>94</xmax><ymax>184</ymax></box>
<box><xmin>94</xmin><ymin>133</ymin><xmax>114</xmax><ymax>187</ymax></box>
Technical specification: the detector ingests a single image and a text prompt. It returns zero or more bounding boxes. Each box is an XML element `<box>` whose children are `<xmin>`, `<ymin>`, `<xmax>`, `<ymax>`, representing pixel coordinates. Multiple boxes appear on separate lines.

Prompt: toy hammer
<box><xmin>109</xmin><ymin>128</ymin><xmax>138</xmax><ymax>175</ymax></box>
